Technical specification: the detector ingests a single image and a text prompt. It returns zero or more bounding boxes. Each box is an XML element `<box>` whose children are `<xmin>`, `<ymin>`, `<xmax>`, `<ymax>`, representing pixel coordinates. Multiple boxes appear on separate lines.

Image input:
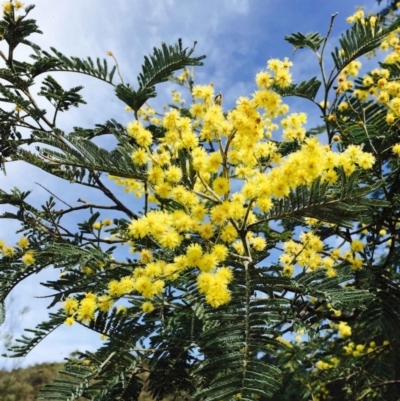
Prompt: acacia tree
<box><xmin>1</xmin><ymin>2</ymin><xmax>400</xmax><ymax>400</ymax></box>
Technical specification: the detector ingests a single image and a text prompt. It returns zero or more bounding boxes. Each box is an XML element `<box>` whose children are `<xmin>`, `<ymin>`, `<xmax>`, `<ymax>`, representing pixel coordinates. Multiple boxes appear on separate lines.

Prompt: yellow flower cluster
<box><xmin>76</xmin><ymin>293</ymin><xmax>97</xmax><ymax>323</ymax></box>
<box><xmin>339</xmin><ymin>28</ymin><xmax>400</xmax><ymax>125</ymax></box>
<box><xmin>346</xmin><ymin>7</ymin><xmax>364</xmax><ymax>24</ymax></box>
<box><xmin>129</xmin><ymin>210</ymin><xmax>185</xmax><ymax>249</ymax></box>
<box><xmin>1</xmin><ymin>239</ymin><xmax>12</xmax><ymax>255</ymax></box>
<box><xmin>108</xmin><ymin>58</ymin><xmax>376</xmax><ymax>308</ymax></box>
<box><xmin>136</xmin><ymin>105</ymin><xmax>156</xmax><ymax>122</ymax></box>
<box><xmin>127</xmin><ymin>120</ymin><xmax>153</xmax><ymax>147</ymax></box>
<box><xmin>280</xmin><ymin>230</ymin><xmax>367</xmax><ymax>278</ymax></box>
<box><xmin>343</xmin><ymin>342</ymin><xmax>365</xmax><ymax>357</ymax></box>
<box><xmin>256</xmin><ymin>57</ymin><xmax>294</xmax><ymax>89</ymax></box>
<box><xmin>17</xmin><ymin>237</ymin><xmax>29</xmax><ymax>249</ymax></box>
<box><xmin>341</xmin><ymin>247</ymin><xmax>364</xmax><ymax>271</ymax></box>
<box><xmin>64</xmin><ymin>297</ymin><xmax>78</xmax><ymax>315</ymax></box>
<box><xmin>0</xmin><ymin>237</ymin><xmax>35</xmax><ymax>265</ymax></box>
<box><xmin>327</xmin><ymin>303</ymin><xmax>342</xmax><ymax>317</ymax></box>
<box><xmin>109</xmin><ymin>175</ymin><xmax>143</xmax><ymax>197</ymax></box>
<box><xmin>142</xmin><ymin>301</ymin><xmax>154</xmax><ymax>313</ymax></box>
<box><xmin>393</xmin><ymin>143</ymin><xmax>400</xmax><ymax>156</ymax></box>
<box><xmin>63</xmin><ymin>292</ymin><xmax>114</xmax><ymax>325</ymax></box>
<box><xmin>281</xmin><ymin>112</ymin><xmax>307</xmax><ymax>142</ymax></box>
<box><xmin>346</xmin><ymin>7</ymin><xmax>377</xmax><ymax>29</ymax></box>
<box><xmin>290</xmin><ymin>232</ymin><xmax>365</xmax><ymax>276</ymax></box>
<box><xmin>350</xmin><ymin>239</ymin><xmax>364</xmax><ymax>253</ymax></box>
<box><xmin>337</xmin><ymin>321</ymin><xmax>352</xmax><ymax>338</ymax></box>
<box><xmin>21</xmin><ymin>251</ymin><xmax>35</xmax><ymax>266</ymax></box>
<box><xmin>92</xmin><ymin>221</ymin><xmax>101</xmax><ymax>230</ymax></box>
<box><xmin>336</xmin><ymin>61</ymin><xmax>362</xmax><ymax>93</ymax></box>
<box><xmin>2</xmin><ymin>0</ymin><xmax>24</xmax><ymax>15</ymax></box>
<box><xmin>171</xmin><ymin>89</ymin><xmax>185</xmax><ymax>104</ymax></box>
<box><xmin>92</xmin><ymin>218</ymin><xmax>112</xmax><ymax>231</ymax></box>
<box><xmin>63</xmin><ymin>280</ymin><xmax>161</xmax><ymax>324</ymax></box>
<box><xmin>97</xmin><ymin>294</ymin><xmax>114</xmax><ymax>312</ymax></box>
<box><xmin>380</xmin><ymin>30</ymin><xmax>400</xmax><ymax>63</ymax></box>
<box><xmin>280</xmin><ymin>232</ymin><xmax>333</xmax><ymax>277</ymax></box>
<box><xmin>197</xmin><ymin>266</ymin><xmax>233</xmax><ymax>308</ymax></box>
<box><xmin>315</xmin><ymin>357</ymin><xmax>339</xmax><ymax>370</ymax></box>
<box><xmin>105</xmin><ymin>237</ymin><xmax>231</xmax><ymax>306</ymax></box>
<box><xmin>176</xmin><ymin>68</ymin><xmax>190</xmax><ymax>83</ymax></box>
<box><xmin>343</xmin><ymin>340</ymin><xmax>389</xmax><ymax>357</ymax></box>
<box><xmin>343</xmin><ymin>340</ymin><xmax>390</xmax><ymax>357</ymax></box>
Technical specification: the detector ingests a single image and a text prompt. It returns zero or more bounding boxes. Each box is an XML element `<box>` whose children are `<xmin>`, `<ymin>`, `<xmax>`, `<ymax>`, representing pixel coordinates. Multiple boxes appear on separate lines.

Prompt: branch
<box><xmin>370</xmin><ymin>380</ymin><xmax>400</xmax><ymax>388</ymax></box>
<box><xmin>54</xmin><ymin>199</ymin><xmax>123</xmax><ymax>218</ymax></box>
<box><xmin>36</xmin><ymin>182</ymin><xmax>72</xmax><ymax>208</ymax></box>
<box><xmin>93</xmin><ymin>176</ymin><xmax>139</xmax><ymax>220</ymax></box>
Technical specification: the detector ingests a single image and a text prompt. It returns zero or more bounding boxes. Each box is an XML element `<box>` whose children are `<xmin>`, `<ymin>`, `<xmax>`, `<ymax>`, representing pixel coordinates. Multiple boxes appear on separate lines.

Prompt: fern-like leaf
<box><xmin>250</xmin><ymin>175</ymin><xmax>388</xmax><ymax>230</ymax></box>
<box><xmin>36</xmin><ymin>47</ymin><xmax>117</xmax><ymax>83</ymax></box>
<box><xmin>285</xmin><ymin>31</ymin><xmax>324</xmax><ymax>52</ymax></box>
<box><xmin>272</xmin><ymin>76</ymin><xmax>321</xmax><ymax>101</ymax></box>
<box><xmin>6</xmin><ymin>310</ymin><xmax>65</xmax><ymax>357</ymax></box>
<box><xmin>332</xmin><ymin>17</ymin><xmax>400</xmax><ymax>71</ymax></box>
<box><xmin>115</xmin><ymin>39</ymin><xmax>205</xmax><ymax>113</ymax></box>
<box><xmin>35</xmin><ymin>364</ymin><xmax>95</xmax><ymax>401</ymax></box>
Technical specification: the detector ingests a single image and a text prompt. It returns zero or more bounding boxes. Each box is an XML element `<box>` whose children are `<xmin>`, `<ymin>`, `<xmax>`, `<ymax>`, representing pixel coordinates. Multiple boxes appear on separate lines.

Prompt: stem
<box><xmin>370</xmin><ymin>380</ymin><xmax>400</xmax><ymax>388</ymax></box>
<box><xmin>144</xmin><ymin>180</ymin><xmax>149</xmax><ymax>215</ymax></box>
<box><xmin>52</xmin><ymin>103</ymin><xmax>60</xmax><ymax>126</ymax></box>
<box><xmin>93</xmin><ymin>176</ymin><xmax>139</xmax><ymax>220</ymax></box>
<box><xmin>36</xmin><ymin>182</ymin><xmax>72</xmax><ymax>208</ymax></box>
<box><xmin>22</xmin><ymin>88</ymin><xmax>55</xmax><ymax>129</ymax></box>
<box><xmin>241</xmin><ymin>260</ymin><xmax>251</xmax><ymax>393</ymax></box>
<box><xmin>319</xmin><ymin>13</ymin><xmax>338</xmax><ymax>88</ymax></box>
<box><xmin>110</xmin><ymin>53</ymin><xmax>124</xmax><ymax>85</ymax></box>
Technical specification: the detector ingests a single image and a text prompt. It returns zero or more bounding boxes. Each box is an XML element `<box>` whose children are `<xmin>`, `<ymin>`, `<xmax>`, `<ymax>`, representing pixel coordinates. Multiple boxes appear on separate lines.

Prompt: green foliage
<box><xmin>272</xmin><ymin>76</ymin><xmax>322</xmax><ymax>101</ymax></box>
<box><xmin>2</xmin><ymin>3</ymin><xmax>400</xmax><ymax>401</ymax></box>
<box><xmin>332</xmin><ymin>17</ymin><xmax>400</xmax><ymax>70</ymax></box>
<box><xmin>33</xmin><ymin>47</ymin><xmax>116</xmax><ymax>83</ymax></box>
<box><xmin>285</xmin><ymin>31</ymin><xmax>324</xmax><ymax>52</ymax></box>
<box><xmin>38</xmin><ymin>76</ymin><xmax>86</xmax><ymax>112</ymax></box>
<box><xmin>257</xmin><ymin>173</ymin><xmax>388</xmax><ymax>228</ymax></box>
<box><xmin>115</xmin><ymin>39</ymin><xmax>205</xmax><ymax>114</ymax></box>
<box><xmin>7</xmin><ymin>311</ymin><xmax>65</xmax><ymax>358</ymax></box>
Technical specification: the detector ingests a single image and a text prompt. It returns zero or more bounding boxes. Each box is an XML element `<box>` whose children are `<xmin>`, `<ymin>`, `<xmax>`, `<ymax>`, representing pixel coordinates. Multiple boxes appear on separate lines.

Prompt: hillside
<box><xmin>0</xmin><ymin>363</ymin><xmax>64</xmax><ymax>401</ymax></box>
<box><xmin>0</xmin><ymin>362</ymin><xmax>181</xmax><ymax>401</ymax></box>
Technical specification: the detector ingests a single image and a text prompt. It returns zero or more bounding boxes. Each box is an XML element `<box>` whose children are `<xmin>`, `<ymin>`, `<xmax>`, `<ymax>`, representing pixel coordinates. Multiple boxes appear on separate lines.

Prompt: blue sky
<box><xmin>0</xmin><ymin>0</ymin><xmax>382</xmax><ymax>369</ymax></box>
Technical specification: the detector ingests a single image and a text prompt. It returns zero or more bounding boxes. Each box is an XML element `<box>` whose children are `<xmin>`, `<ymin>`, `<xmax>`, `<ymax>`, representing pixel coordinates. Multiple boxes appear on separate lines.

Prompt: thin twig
<box><xmin>109</xmin><ymin>53</ymin><xmax>124</xmax><ymax>85</ymax></box>
<box><xmin>93</xmin><ymin>176</ymin><xmax>139</xmax><ymax>220</ymax></box>
<box><xmin>370</xmin><ymin>380</ymin><xmax>400</xmax><ymax>388</ymax></box>
<box><xmin>36</xmin><ymin>182</ymin><xmax>72</xmax><ymax>208</ymax></box>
